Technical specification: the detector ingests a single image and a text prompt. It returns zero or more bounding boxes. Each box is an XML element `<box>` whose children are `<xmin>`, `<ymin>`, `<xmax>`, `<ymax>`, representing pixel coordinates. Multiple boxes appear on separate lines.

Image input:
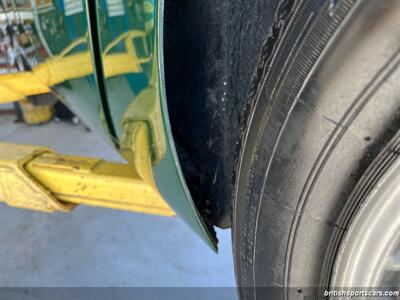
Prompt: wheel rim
<box><xmin>331</xmin><ymin>157</ymin><xmax>400</xmax><ymax>290</ymax></box>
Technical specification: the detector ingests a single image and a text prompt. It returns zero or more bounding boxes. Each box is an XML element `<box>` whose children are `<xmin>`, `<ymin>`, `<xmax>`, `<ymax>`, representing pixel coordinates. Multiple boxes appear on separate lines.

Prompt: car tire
<box><xmin>233</xmin><ymin>0</ymin><xmax>400</xmax><ymax>299</ymax></box>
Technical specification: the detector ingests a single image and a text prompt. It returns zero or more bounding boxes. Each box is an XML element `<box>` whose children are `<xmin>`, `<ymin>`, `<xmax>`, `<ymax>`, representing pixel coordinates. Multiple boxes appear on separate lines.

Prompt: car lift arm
<box><xmin>0</xmin><ymin>122</ymin><xmax>174</xmax><ymax>217</ymax></box>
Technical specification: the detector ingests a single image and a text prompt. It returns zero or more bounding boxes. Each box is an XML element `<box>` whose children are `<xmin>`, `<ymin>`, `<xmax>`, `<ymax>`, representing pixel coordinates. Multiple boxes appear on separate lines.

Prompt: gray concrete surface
<box><xmin>0</xmin><ymin>115</ymin><xmax>236</xmax><ymax>289</ymax></box>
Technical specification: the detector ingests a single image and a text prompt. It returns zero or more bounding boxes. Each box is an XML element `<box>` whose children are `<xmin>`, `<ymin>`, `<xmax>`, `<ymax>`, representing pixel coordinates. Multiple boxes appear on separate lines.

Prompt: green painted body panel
<box><xmin>33</xmin><ymin>0</ymin><xmax>110</xmax><ymax>142</ymax></box>
<box><xmin>0</xmin><ymin>0</ymin><xmax>216</xmax><ymax>250</ymax></box>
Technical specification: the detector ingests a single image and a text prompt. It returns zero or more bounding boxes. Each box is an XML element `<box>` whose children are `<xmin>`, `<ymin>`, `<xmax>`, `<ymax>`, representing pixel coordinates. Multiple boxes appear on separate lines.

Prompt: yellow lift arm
<box><xmin>0</xmin><ymin>122</ymin><xmax>174</xmax><ymax>217</ymax></box>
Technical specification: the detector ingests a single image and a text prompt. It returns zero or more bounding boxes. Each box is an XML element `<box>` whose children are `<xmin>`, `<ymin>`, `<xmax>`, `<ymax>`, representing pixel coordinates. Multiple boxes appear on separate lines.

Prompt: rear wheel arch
<box><xmin>163</xmin><ymin>0</ymin><xmax>279</xmax><ymax>228</ymax></box>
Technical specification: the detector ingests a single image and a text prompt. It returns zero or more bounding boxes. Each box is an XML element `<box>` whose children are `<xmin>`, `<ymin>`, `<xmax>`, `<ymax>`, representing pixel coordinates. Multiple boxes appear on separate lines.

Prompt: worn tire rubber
<box><xmin>233</xmin><ymin>0</ymin><xmax>400</xmax><ymax>299</ymax></box>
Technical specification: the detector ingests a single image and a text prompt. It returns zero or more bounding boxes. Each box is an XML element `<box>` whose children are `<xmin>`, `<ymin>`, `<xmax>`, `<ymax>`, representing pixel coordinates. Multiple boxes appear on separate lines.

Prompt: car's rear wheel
<box><xmin>233</xmin><ymin>0</ymin><xmax>400</xmax><ymax>299</ymax></box>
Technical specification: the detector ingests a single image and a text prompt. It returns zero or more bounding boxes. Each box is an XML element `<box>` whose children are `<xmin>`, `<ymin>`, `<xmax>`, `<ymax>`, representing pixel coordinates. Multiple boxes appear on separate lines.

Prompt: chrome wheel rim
<box><xmin>331</xmin><ymin>157</ymin><xmax>400</xmax><ymax>293</ymax></box>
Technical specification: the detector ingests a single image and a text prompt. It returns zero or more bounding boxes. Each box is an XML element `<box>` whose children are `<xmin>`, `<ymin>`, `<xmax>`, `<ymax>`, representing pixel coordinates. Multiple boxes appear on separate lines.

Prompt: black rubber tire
<box><xmin>233</xmin><ymin>0</ymin><xmax>400</xmax><ymax>299</ymax></box>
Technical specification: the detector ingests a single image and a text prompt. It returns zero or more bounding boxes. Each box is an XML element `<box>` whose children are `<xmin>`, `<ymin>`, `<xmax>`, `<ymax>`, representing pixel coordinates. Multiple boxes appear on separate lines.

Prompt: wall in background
<box><xmin>0</xmin><ymin>103</ymin><xmax>14</xmax><ymax>110</ymax></box>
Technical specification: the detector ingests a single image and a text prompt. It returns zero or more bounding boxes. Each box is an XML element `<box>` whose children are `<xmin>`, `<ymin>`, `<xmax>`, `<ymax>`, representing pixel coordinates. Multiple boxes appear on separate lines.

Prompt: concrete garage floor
<box><xmin>0</xmin><ymin>115</ymin><xmax>236</xmax><ymax>292</ymax></box>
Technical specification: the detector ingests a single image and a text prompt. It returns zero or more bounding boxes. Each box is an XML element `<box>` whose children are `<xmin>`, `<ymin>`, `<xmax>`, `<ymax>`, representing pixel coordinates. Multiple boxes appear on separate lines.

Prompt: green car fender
<box><xmin>2</xmin><ymin>0</ymin><xmax>217</xmax><ymax>250</ymax></box>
